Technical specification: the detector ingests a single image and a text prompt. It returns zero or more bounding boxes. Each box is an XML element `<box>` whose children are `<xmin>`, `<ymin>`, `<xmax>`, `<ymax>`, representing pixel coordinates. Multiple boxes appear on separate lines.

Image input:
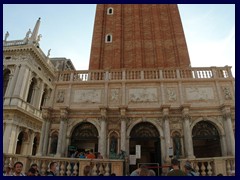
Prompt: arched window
<box><xmin>50</xmin><ymin>132</ymin><xmax>58</xmax><ymax>155</ymax></box>
<box><xmin>27</xmin><ymin>78</ymin><xmax>37</xmax><ymax>104</ymax></box>
<box><xmin>105</xmin><ymin>34</ymin><xmax>112</xmax><ymax>43</ymax></box>
<box><xmin>3</xmin><ymin>69</ymin><xmax>10</xmax><ymax>97</ymax></box>
<box><xmin>40</xmin><ymin>88</ymin><xmax>48</xmax><ymax>110</ymax></box>
<box><xmin>107</xmin><ymin>7</ymin><xmax>114</xmax><ymax>15</ymax></box>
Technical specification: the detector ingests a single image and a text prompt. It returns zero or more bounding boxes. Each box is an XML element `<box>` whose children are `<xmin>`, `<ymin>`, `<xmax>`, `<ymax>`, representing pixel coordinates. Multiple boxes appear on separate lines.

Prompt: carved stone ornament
<box><xmin>222</xmin><ymin>87</ymin><xmax>232</xmax><ymax>100</ymax></box>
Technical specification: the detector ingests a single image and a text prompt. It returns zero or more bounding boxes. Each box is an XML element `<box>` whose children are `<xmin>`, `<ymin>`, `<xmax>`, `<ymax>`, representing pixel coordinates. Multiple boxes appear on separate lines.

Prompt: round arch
<box><xmin>192</xmin><ymin>120</ymin><xmax>222</xmax><ymax>158</ymax></box>
<box><xmin>128</xmin><ymin>120</ymin><xmax>162</xmax><ymax>175</ymax></box>
<box><xmin>70</xmin><ymin>121</ymin><xmax>99</xmax><ymax>154</ymax></box>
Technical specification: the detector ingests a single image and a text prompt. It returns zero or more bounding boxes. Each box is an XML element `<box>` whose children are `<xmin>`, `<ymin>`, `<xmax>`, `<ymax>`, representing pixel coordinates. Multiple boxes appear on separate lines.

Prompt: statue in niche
<box><xmin>57</xmin><ymin>90</ymin><xmax>65</xmax><ymax>103</ymax></box>
<box><xmin>173</xmin><ymin>136</ymin><xmax>181</xmax><ymax>159</ymax></box>
<box><xmin>109</xmin><ymin>137</ymin><xmax>117</xmax><ymax>159</ymax></box>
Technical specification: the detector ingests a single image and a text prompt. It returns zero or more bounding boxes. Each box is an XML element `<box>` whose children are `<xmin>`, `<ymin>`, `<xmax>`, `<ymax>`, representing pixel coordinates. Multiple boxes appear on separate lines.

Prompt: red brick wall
<box><xmin>89</xmin><ymin>4</ymin><xmax>191</xmax><ymax>70</ymax></box>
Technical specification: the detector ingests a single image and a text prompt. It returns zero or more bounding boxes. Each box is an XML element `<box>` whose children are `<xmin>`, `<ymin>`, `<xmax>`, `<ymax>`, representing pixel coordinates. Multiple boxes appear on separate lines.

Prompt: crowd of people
<box><xmin>70</xmin><ymin>150</ymin><xmax>103</xmax><ymax>159</ymax></box>
<box><xmin>3</xmin><ymin>157</ymin><xmax>235</xmax><ymax>176</ymax></box>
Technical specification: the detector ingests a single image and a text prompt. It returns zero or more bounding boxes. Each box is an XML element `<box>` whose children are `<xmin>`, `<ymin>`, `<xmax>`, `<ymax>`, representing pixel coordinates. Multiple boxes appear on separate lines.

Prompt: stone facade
<box><xmin>3</xmin><ymin>5</ymin><xmax>235</xmax><ymax>172</ymax></box>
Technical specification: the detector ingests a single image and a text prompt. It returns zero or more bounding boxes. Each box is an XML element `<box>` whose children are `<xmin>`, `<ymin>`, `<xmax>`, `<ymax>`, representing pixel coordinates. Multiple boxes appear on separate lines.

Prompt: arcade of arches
<box><xmin>44</xmin><ymin>120</ymin><xmax>224</xmax><ymax>165</ymax></box>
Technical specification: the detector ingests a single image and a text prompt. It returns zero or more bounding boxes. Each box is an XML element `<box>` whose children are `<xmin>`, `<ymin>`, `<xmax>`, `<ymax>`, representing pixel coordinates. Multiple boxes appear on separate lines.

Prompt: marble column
<box><xmin>120</xmin><ymin>118</ymin><xmax>126</xmax><ymax>152</ymax></box>
<box><xmin>120</xmin><ymin>107</ymin><xmax>127</xmax><ymax>152</ymax></box>
<box><xmin>182</xmin><ymin>105</ymin><xmax>195</xmax><ymax>158</ymax></box>
<box><xmin>221</xmin><ymin>105</ymin><xmax>235</xmax><ymax>156</ymax></box>
<box><xmin>55</xmin><ymin>119</ymin><xmax>65</xmax><ymax>157</ymax></box>
<box><xmin>12</xmin><ymin>64</ymin><xmax>29</xmax><ymax>98</ymax></box>
<box><xmin>98</xmin><ymin>106</ymin><xmax>107</xmax><ymax>158</ymax></box>
<box><xmin>4</xmin><ymin>65</ymin><xmax>20</xmax><ymax>98</ymax></box>
<box><xmin>161</xmin><ymin>105</ymin><xmax>171</xmax><ymax>162</ymax></box>
<box><xmin>3</xmin><ymin>122</ymin><xmax>16</xmax><ymax>153</ymax></box>
<box><xmin>55</xmin><ymin>108</ymin><xmax>68</xmax><ymax>157</ymax></box>
<box><xmin>42</xmin><ymin>119</ymin><xmax>50</xmax><ymax>155</ymax></box>
<box><xmin>99</xmin><ymin>117</ymin><xmax>107</xmax><ymax>158</ymax></box>
<box><xmin>36</xmin><ymin>120</ymin><xmax>46</xmax><ymax>156</ymax></box>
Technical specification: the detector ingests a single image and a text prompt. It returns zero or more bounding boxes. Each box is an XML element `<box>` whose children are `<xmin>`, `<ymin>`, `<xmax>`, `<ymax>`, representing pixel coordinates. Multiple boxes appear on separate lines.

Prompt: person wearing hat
<box><xmin>184</xmin><ymin>161</ymin><xmax>199</xmax><ymax>176</ymax></box>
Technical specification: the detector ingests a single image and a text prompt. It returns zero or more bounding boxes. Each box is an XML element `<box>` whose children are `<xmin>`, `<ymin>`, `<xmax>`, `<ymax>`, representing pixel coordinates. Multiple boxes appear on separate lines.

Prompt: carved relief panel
<box><xmin>166</xmin><ymin>87</ymin><xmax>177</xmax><ymax>102</ymax></box>
<box><xmin>127</xmin><ymin>87</ymin><xmax>158</xmax><ymax>103</ymax></box>
<box><xmin>72</xmin><ymin>89</ymin><xmax>103</xmax><ymax>104</ymax></box>
<box><xmin>109</xmin><ymin>88</ymin><xmax>121</xmax><ymax>105</ymax></box>
<box><xmin>185</xmin><ymin>86</ymin><xmax>215</xmax><ymax>101</ymax></box>
<box><xmin>56</xmin><ymin>89</ymin><xmax>65</xmax><ymax>103</ymax></box>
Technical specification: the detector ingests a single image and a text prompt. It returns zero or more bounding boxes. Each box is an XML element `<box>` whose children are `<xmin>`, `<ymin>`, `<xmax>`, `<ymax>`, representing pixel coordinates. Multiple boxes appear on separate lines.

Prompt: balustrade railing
<box><xmin>3</xmin><ymin>153</ymin><xmax>234</xmax><ymax>176</ymax></box>
<box><xmin>179</xmin><ymin>156</ymin><xmax>235</xmax><ymax>176</ymax></box>
<box><xmin>3</xmin><ymin>153</ymin><xmax>124</xmax><ymax>176</ymax></box>
<box><xmin>56</xmin><ymin>66</ymin><xmax>233</xmax><ymax>82</ymax></box>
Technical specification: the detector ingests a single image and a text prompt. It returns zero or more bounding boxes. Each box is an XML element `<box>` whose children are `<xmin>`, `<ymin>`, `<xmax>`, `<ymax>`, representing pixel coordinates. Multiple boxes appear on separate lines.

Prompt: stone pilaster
<box><xmin>3</xmin><ymin>122</ymin><xmax>16</xmax><ymax>153</ymax></box>
<box><xmin>99</xmin><ymin>106</ymin><xmax>107</xmax><ymax>158</ymax></box>
<box><xmin>5</xmin><ymin>65</ymin><xmax>20</xmax><ymax>99</ymax></box>
<box><xmin>120</xmin><ymin>106</ymin><xmax>127</xmax><ymax>151</ymax></box>
<box><xmin>161</xmin><ymin>105</ymin><xmax>171</xmax><ymax>162</ymax></box>
<box><xmin>55</xmin><ymin>107</ymin><xmax>68</xmax><ymax>157</ymax></box>
<box><xmin>36</xmin><ymin>108</ymin><xmax>51</xmax><ymax>156</ymax></box>
<box><xmin>221</xmin><ymin>104</ymin><xmax>235</xmax><ymax>156</ymax></box>
<box><xmin>36</xmin><ymin>120</ymin><xmax>46</xmax><ymax>156</ymax></box>
<box><xmin>42</xmin><ymin>119</ymin><xmax>50</xmax><ymax>155</ymax></box>
<box><xmin>181</xmin><ymin>105</ymin><xmax>195</xmax><ymax>158</ymax></box>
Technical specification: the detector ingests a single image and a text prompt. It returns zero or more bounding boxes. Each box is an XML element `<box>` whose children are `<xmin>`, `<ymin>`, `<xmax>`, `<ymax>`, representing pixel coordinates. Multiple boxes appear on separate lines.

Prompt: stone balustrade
<box><xmin>3</xmin><ymin>153</ymin><xmax>234</xmax><ymax>176</ymax></box>
<box><xmin>179</xmin><ymin>156</ymin><xmax>235</xmax><ymax>176</ymax></box>
<box><xmin>57</xmin><ymin>66</ymin><xmax>233</xmax><ymax>82</ymax></box>
<box><xmin>3</xmin><ymin>153</ymin><xmax>124</xmax><ymax>176</ymax></box>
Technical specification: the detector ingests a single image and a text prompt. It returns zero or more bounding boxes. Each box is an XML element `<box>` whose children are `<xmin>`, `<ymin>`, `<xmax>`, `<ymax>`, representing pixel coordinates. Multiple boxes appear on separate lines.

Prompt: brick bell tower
<box><xmin>89</xmin><ymin>4</ymin><xmax>191</xmax><ymax>70</ymax></box>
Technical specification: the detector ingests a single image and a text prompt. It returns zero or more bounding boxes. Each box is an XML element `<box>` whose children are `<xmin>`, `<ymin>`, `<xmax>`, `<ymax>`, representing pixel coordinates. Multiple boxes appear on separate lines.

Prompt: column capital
<box><xmin>60</xmin><ymin>107</ymin><xmax>69</xmax><ymax>119</ymax></box>
<box><xmin>99</xmin><ymin>105</ymin><xmax>107</xmax><ymax>118</ymax></box>
<box><xmin>42</xmin><ymin>107</ymin><xmax>52</xmax><ymax>119</ymax></box>
<box><xmin>119</xmin><ymin>106</ymin><xmax>128</xmax><ymax>118</ymax></box>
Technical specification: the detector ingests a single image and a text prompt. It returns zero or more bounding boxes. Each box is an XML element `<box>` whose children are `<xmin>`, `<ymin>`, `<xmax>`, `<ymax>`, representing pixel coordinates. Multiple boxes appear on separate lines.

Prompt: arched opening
<box><xmin>40</xmin><ymin>88</ymin><xmax>48</xmax><ymax>110</ymax></box>
<box><xmin>70</xmin><ymin>122</ymin><xmax>99</xmax><ymax>156</ymax></box>
<box><xmin>129</xmin><ymin>122</ymin><xmax>161</xmax><ymax>175</ymax></box>
<box><xmin>3</xmin><ymin>69</ymin><xmax>10</xmax><ymax>97</ymax></box>
<box><xmin>49</xmin><ymin>132</ymin><xmax>58</xmax><ymax>155</ymax></box>
<box><xmin>27</xmin><ymin>77</ymin><xmax>37</xmax><ymax>104</ymax></box>
<box><xmin>192</xmin><ymin>121</ymin><xmax>222</xmax><ymax>158</ymax></box>
<box><xmin>32</xmin><ymin>136</ymin><xmax>39</xmax><ymax>156</ymax></box>
<box><xmin>16</xmin><ymin>131</ymin><xmax>28</xmax><ymax>154</ymax></box>
<box><xmin>107</xmin><ymin>7</ymin><xmax>113</xmax><ymax>15</ymax></box>
<box><xmin>105</xmin><ymin>34</ymin><xmax>112</xmax><ymax>43</ymax></box>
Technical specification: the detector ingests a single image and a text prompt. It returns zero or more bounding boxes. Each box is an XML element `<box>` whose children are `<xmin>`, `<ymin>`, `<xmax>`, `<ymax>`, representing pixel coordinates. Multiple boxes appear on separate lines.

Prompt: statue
<box><xmin>118</xmin><ymin>150</ymin><xmax>126</xmax><ymax>159</ymax></box>
<box><xmin>47</xmin><ymin>49</ymin><xmax>51</xmax><ymax>57</ymax></box>
<box><xmin>110</xmin><ymin>138</ymin><xmax>116</xmax><ymax>153</ymax></box>
<box><xmin>25</xmin><ymin>29</ymin><xmax>31</xmax><ymax>39</ymax></box>
<box><xmin>173</xmin><ymin>136</ymin><xmax>181</xmax><ymax>159</ymax></box>
<box><xmin>37</xmin><ymin>34</ymin><xmax>42</xmax><ymax>42</ymax></box>
<box><xmin>4</xmin><ymin>31</ymin><xmax>9</xmax><ymax>41</ymax></box>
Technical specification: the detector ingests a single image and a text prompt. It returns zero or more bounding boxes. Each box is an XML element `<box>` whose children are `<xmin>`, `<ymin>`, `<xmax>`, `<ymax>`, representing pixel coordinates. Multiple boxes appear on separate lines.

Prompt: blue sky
<box><xmin>3</xmin><ymin>4</ymin><xmax>235</xmax><ymax>76</ymax></box>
